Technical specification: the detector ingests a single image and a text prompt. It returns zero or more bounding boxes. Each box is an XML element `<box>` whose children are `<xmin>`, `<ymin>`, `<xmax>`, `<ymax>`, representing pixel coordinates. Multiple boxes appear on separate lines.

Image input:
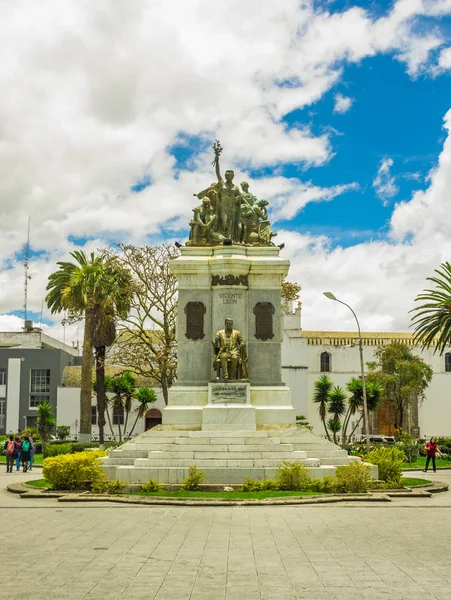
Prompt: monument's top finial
<box><xmin>187</xmin><ymin>142</ymin><xmax>277</xmax><ymax>248</ymax></box>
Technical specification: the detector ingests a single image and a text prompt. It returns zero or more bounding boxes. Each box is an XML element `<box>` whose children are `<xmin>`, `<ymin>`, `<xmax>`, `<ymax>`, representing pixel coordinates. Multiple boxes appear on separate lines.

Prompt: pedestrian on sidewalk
<box><xmin>20</xmin><ymin>436</ymin><xmax>31</xmax><ymax>473</ymax></box>
<box><xmin>3</xmin><ymin>435</ymin><xmax>15</xmax><ymax>473</ymax></box>
<box><xmin>14</xmin><ymin>437</ymin><xmax>22</xmax><ymax>472</ymax></box>
<box><xmin>28</xmin><ymin>437</ymin><xmax>35</xmax><ymax>471</ymax></box>
<box><xmin>423</xmin><ymin>437</ymin><xmax>444</xmax><ymax>473</ymax></box>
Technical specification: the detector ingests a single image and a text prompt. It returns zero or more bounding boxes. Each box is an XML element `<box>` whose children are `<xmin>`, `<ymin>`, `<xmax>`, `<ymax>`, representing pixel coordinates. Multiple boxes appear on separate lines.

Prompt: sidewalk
<box><xmin>0</xmin><ymin>468</ymin><xmax>450</xmax><ymax>599</ymax></box>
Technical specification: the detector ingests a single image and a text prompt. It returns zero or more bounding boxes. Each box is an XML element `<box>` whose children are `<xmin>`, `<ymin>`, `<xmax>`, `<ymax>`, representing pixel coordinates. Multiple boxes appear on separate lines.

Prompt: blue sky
<box><xmin>2</xmin><ymin>0</ymin><xmax>451</xmax><ymax>337</ymax></box>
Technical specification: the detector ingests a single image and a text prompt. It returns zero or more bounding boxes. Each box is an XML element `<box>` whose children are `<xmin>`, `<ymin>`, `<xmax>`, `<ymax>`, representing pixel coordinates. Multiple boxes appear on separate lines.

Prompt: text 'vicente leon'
<box><xmin>220</xmin><ymin>292</ymin><xmax>243</xmax><ymax>304</ymax></box>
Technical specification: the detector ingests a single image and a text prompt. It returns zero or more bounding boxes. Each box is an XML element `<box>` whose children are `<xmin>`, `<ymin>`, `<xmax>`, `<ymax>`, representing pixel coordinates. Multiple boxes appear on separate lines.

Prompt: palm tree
<box><xmin>313</xmin><ymin>375</ymin><xmax>333</xmax><ymax>440</ymax></box>
<box><xmin>46</xmin><ymin>251</ymin><xmax>134</xmax><ymax>445</ymax></box>
<box><xmin>327</xmin><ymin>386</ymin><xmax>347</xmax><ymax>444</ymax></box>
<box><xmin>327</xmin><ymin>417</ymin><xmax>342</xmax><ymax>442</ymax></box>
<box><xmin>106</xmin><ymin>372</ymin><xmax>136</xmax><ymax>441</ymax></box>
<box><xmin>410</xmin><ymin>262</ymin><xmax>451</xmax><ymax>354</ymax></box>
<box><xmin>342</xmin><ymin>379</ymin><xmax>383</xmax><ymax>445</ymax></box>
<box><xmin>128</xmin><ymin>386</ymin><xmax>158</xmax><ymax>438</ymax></box>
<box><xmin>46</xmin><ymin>251</ymin><xmax>104</xmax><ymax>441</ymax></box>
<box><xmin>36</xmin><ymin>402</ymin><xmax>57</xmax><ymax>456</ymax></box>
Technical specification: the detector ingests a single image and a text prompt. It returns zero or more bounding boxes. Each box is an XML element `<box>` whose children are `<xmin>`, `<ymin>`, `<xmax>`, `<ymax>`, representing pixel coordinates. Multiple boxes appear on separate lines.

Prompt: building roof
<box><xmin>301</xmin><ymin>331</ymin><xmax>417</xmax><ymax>347</ymax></box>
<box><xmin>61</xmin><ymin>365</ymin><xmax>158</xmax><ymax>388</ymax></box>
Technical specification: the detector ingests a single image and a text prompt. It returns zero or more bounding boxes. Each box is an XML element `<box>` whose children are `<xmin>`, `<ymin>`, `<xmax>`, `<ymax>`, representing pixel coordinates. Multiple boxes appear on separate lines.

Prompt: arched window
<box><xmin>320</xmin><ymin>352</ymin><xmax>331</xmax><ymax>372</ymax></box>
<box><xmin>445</xmin><ymin>353</ymin><xmax>451</xmax><ymax>372</ymax></box>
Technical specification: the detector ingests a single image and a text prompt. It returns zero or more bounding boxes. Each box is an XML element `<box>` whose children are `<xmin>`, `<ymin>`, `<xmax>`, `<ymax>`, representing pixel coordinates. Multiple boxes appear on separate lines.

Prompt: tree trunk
<box><xmin>79</xmin><ymin>310</ymin><xmax>93</xmax><ymax>442</ymax></box>
<box><xmin>95</xmin><ymin>345</ymin><xmax>106</xmax><ymax>448</ymax></box>
<box><xmin>128</xmin><ymin>412</ymin><xmax>142</xmax><ymax>439</ymax></box>
<box><xmin>161</xmin><ymin>368</ymin><xmax>168</xmax><ymax>405</ymax></box>
<box><xmin>105</xmin><ymin>403</ymin><xmax>115</xmax><ymax>439</ymax></box>
<box><xmin>322</xmin><ymin>415</ymin><xmax>331</xmax><ymax>441</ymax></box>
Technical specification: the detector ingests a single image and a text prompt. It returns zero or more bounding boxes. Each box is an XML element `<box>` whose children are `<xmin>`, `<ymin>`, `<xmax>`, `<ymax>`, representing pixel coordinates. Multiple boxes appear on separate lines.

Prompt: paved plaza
<box><xmin>1</xmin><ymin>470</ymin><xmax>451</xmax><ymax>600</ymax></box>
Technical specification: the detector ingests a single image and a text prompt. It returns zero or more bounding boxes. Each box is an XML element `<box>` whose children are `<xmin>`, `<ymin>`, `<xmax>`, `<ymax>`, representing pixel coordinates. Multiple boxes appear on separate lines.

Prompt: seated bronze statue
<box><xmin>213</xmin><ymin>318</ymin><xmax>248</xmax><ymax>380</ymax></box>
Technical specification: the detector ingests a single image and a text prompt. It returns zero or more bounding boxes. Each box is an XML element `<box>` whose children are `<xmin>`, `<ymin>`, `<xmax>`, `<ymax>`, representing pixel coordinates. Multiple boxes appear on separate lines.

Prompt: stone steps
<box><xmin>133</xmin><ymin>458</ymin><xmax>321</xmax><ymax>468</ymax></box>
<box><xmin>100</xmin><ymin>464</ymin><xmax>338</xmax><ymax>485</ymax></box>
<box><xmin>100</xmin><ymin>426</ymin><xmax>361</xmax><ymax>484</ymax></box>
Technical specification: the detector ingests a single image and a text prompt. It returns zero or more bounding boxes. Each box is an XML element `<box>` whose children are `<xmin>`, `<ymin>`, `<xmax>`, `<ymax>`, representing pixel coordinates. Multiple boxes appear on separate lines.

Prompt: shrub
<box><xmin>261</xmin><ymin>479</ymin><xmax>279</xmax><ymax>491</ymax></box>
<box><xmin>42</xmin><ymin>450</ymin><xmax>107</xmax><ymax>491</ymax></box>
<box><xmin>141</xmin><ymin>479</ymin><xmax>164</xmax><ymax>492</ymax></box>
<box><xmin>44</xmin><ymin>443</ymin><xmax>72</xmax><ymax>458</ymax></box>
<box><xmin>56</xmin><ymin>425</ymin><xmax>71</xmax><ymax>441</ymax></box>
<box><xmin>277</xmin><ymin>461</ymin><xmax>310</xmax><ymax>491</ymax></box>
<box><xmin>240</xmin><ymin>478</ymin><xmax>263</xmax><ymax>491</ymax></box>
<box><xmin>181</xmin><ymin>466</ymin><xmax>204</xmax><ymax>491</ymax></box>
<box><xmin>104</xmin><ymin>480</ymin><xmax>127</xmax><ymax>494</ymax></box>
<box><xmin>320</xmin><ymin>476</ymin><xmax>337</xmax><ymax>494</ymax></box>
<box><xmin>366</xmin><ymin>447</ymin><xmax>404</xmax><ymax>486</ymax></box>
<box><xmin>334</xmin><ymin>461</ymin><xmax>372</xmax><ymax>493</ymax></box>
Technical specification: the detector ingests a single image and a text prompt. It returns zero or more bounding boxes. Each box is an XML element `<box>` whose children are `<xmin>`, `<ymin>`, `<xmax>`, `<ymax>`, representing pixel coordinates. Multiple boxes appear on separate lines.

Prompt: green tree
<box><xmin>46</xmin><ymin>251</ymin><xmax>103</xmax><ymax>441</ymax></box>
<box><xmin>128</xmin><ymin>386</ymin><xmax>158</xmax><ymax>438</ymax></box>
<box><xmin>327</xmin><ymin>386</ymin><xmax>346</xmax><ymax>444</ymax></box>
<box><xmin>366</xmin><ymin>342</ymin><xmax>433</xmax><ymax>431</ymax></box>
<box><xmin>107</xmin><ymin>244</ymin><xmax>178</xmax><ymax>405</ymax></box>
<box><xmin>37</xmin><ymin>402</ymin><xmax>57</xmax><ymax>455</ymax></box>
<box><xmin>46</xmin><ymin>251</ymin><xmax>134</xmax><ymax>445</ymax></box>
<box><xmin>56</xmin><ymin>425</ymin><xmax>71</xmax><ymax>441</ymax></box>
<box><xmin>106</xmin><ymin>372</ymin><xmax>136</xmax><ymax>441</ymax></box>
<box><xmin>341</xmin><ymin>378</ymin><xmax>383</xmax><ymax>445</ymax></box>
<box><xmin>410</xmin><ymin>262</ymin><xmax>451</xmax><ymax>354</ymax></box>
<box><xmin>312</xmin><ymin>375</ymin><xmax>333</xmax><ymax>440</ymax></box>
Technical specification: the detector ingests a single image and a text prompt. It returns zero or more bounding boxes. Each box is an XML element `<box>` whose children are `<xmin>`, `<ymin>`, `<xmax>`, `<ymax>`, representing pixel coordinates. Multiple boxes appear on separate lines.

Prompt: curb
<box><xmin>8</xmin><ymin>480</ymin><xmax>448</xmax><ymax>506</ymax></box>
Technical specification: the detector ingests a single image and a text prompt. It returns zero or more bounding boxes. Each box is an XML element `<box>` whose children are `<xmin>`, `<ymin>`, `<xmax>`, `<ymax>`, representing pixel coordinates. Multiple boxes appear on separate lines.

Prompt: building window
<box><xmin>91</xmin><ymin>406</ymin><xmax>97</xmax><ymax>425</ymax></box>
<box><xmin>446</xmin><ymin>353</ymin><xmax>451</xmax><ymax>373</ymax></box>
<box><xmin>113</xmin><ymin>406</ymin><xmax>124</xmax><ymax>425</ymax></box>
<box><xmin>30</xmin><ymin>369</ymin><xmax>50</xmax><ymax>407</ymax></box>
<box><xmin>0</xmin><ymin>370</ymin><xmax>6</xmax><ymax>385</ymax></box>
<box><xmin>320</xmin><ymin>352</ymin><xmax>331</xmax><ymax>372</ymax></box>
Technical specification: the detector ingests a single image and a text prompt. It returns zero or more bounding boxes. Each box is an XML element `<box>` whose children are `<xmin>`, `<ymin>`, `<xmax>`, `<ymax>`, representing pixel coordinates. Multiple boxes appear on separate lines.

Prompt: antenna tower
<box><xmin>23</xmin><ymin>217</ymin><xmax>31</xmax><ymax>326</ymax></box>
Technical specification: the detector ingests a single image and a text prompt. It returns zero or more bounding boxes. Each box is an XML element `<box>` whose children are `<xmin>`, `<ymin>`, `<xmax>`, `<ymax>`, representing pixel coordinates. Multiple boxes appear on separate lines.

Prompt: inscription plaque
<box><xmin>184</xmin><ymin>301</ymin><xmax>206</xmax><ymax>340</ymax></box>
<box><xmin>209</xmin><ymin>383</ymin><xmax>249</xmax><ymax>404</ymax></box>
<box><xmin>253</xmin><ymin>302</ymin><xmax>275</xmax><ymax>341</ymax></box>
<box><xmin>211</xmin><ymin>274</ymin><xmax>249</xmax><ymax>287</ymax></box>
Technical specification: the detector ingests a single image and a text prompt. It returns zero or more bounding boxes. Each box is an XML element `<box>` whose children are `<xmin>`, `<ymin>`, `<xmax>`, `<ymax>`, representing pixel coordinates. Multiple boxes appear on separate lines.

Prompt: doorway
<box><xmin>145</xmin><ymin>408</ymin><xmax>162</xmax><ymax>430</ymax></box>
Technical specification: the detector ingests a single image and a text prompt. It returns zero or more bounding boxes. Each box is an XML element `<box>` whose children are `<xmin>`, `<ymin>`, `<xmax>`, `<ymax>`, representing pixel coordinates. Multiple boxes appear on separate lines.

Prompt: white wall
<box><xmin>57</xmin><ymin>387</ymin><xmax>166</xmax><ymax>440</ymax></box>
<box><xmin>281</xmin><ymin>329</ymin><xmax>451</xmax><ymax>438</ymax></box>
<box><xmin>6</xmin><ymin>358</ymin><xmax>21</xmax><ymax>434</ymax></box>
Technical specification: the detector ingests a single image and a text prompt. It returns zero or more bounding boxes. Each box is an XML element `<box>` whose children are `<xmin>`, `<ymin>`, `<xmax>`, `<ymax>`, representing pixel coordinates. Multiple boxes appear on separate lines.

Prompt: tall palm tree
<box><xmin>327</xmin><ymin>386</ymin><xmax>347</xmax><ymax>444</ymax></box>
<box><xmin>410</xmin><ymin>262</ymin><xmax>451</xmax><ymax>354</ymax></box>
<box><xmin>36</xmin><ymin>402</ymin><xmax>57</xmax><ymax>456</ymax></box>
<box><xmin>313</xmin><ymin>375</ymin><xmax>333</xmax><ymax>440</ymax></box>
<box><xmin>128</xmin><ymin>386</ymin><xmax>158</xmax><ymax>438</ymax></box>
<box><xmin>46</xmin><ymin>251</ymin><xmax>104</xmax><ymax>441</ymax></box>
<box><xmin>46</xmin><ymin>251</ymin><xmax>134</xmax><ymax>445</ymax></box>
<box><xmin>106</xmin><ymin>372</ymin><xmax>136</xmax><ymax>441</ymax></box>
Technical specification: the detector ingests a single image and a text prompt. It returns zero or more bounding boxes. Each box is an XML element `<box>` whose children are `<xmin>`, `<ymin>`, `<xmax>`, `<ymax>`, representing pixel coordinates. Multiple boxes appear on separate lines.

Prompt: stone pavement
<box><xmin>1</xmin><ymin>468</ymin><xmax>451</xmax><ymax>599</ymax></box>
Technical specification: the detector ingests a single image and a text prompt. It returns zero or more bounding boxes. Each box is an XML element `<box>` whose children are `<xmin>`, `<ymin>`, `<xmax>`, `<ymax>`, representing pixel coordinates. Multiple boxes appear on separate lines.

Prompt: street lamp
<box><xmin>323</xmin><ymin>292</ymin><xmax>371</xmax><ymax>453</ymax></box>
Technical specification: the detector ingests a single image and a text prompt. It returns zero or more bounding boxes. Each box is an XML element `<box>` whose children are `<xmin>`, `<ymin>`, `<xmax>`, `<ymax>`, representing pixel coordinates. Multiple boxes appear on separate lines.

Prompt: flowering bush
<box><xmin>42</xmin><ymin>450</ymin><xmax>107</xmax><ymax>490</ymax></box>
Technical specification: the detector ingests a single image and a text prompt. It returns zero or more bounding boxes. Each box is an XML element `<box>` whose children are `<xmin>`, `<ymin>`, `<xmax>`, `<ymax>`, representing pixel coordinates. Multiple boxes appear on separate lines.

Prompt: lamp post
<box><xmin>323</xmin><ymin>292</ymin><xmax>371</xmax><ymax>453</ymax></box>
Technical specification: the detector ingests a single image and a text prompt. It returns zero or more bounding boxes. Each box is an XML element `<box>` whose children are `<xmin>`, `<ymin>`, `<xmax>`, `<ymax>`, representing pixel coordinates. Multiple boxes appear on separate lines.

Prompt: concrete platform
<box><xmin>100</xmin><ymin>425</ymin><xmax>366</xmax><ymax>485</ymax></box>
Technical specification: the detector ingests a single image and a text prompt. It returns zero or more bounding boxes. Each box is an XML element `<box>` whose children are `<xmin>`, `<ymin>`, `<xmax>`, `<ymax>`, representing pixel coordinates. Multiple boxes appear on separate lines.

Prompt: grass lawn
<box><xmin>26</xmin><ymin>478</ymin><xmax>52</xmax><ymax>489</ymax></box>
<box><xmin>0</xmin><ymin>454</ymin><xmax>43</xmax><ymax>465</ymax></box>
<box><xmin>402</xmin><ymin>456</ymin><xmax>451</xmax><ymax>469</ymax></box>
<box><xmin>402</xmin><ymin>477</ymin><xmax>432</xmax><ymax>487</ymax></box>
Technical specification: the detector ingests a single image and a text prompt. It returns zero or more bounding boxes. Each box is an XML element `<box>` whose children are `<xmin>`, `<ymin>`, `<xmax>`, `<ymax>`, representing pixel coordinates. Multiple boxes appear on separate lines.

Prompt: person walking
<box><xmin>423</xmin><ymin>437</ymin><xmax>443</xmax><ymax>473</ymax></box>
<box><xmin>28</xmin><ymin>437</ymin><xmax>35</xmax><ymax>471</ymax></box>
<box><xmin>3</xmin><ymin>435</ymin><xmax>15</xmax><ymax>473</ymax></box>
<box><xmin>14</xmin><ymin>437</ymin><xmax>22</xmax><ymax>472</ymax></box>
<box><xmin>20</xmin><ymin>436</ymin><xmax>31</xmax><ymax>472</ymax></box>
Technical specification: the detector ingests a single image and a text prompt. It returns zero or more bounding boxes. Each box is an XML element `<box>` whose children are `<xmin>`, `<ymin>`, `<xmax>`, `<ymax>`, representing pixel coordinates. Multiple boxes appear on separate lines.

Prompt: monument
<box><xmin>101</xmin><ymin>142</ymin><xmax>362</xmax><ymax>485</ymax></box>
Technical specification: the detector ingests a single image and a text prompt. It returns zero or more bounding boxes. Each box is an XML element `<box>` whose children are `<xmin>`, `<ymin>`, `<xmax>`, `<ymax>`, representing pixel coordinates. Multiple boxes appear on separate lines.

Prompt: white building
<box><xmin>56</xmin><ymin>365</ymin><xmax>166</xmax><ymax>441</ymax></box>
<box><xmin>282</xmin><ymin>306</ymin><xmax>451</xmax><ymax>438</ymax></box>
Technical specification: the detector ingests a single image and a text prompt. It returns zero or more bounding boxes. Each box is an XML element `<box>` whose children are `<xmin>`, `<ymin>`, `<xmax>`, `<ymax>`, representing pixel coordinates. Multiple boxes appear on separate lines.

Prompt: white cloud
<box><xmin>0</xmin><ymin>0</ymin><xmax>451</xmax><ymax>339</ymax></box>
<box><xmin>373</xmin><ymin>158</ymin><xmax>399</xmax><ymax>203</ymax></box>
<box><xmin>333</xmin><ymin>93</ymin><xmax>354</xmax><ymax>114</ymax></box>
<box><xmin>438</xmin><ymin>47</ymin><xmax>451</xmax><ymax>70</ymax></box>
